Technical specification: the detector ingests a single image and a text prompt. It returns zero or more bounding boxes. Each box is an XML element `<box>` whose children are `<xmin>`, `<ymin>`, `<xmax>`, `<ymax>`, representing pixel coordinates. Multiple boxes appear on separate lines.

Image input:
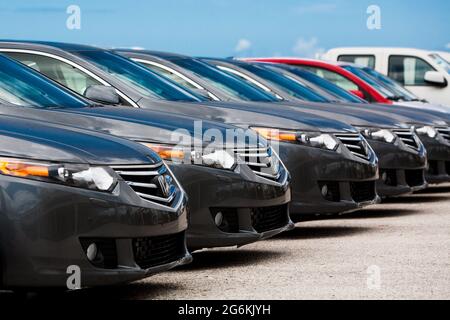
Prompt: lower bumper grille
<box><xmin>251</xmin><ymin>205</ymin><xmax>289</xmax><ymax>233</ymax></box>
<box><xmin>405</xmin><ymin>169</ymin><xmax>425</xmax><ymax>187</ymax></box>
<box><xmin>350</xmin><ymin>181</ymin><xmax>376</xmax><ymax>203</ymax></box>
<box><xmin>428</xmin><ymin>160</ymin><xmax>439</xmax><ymax>175</ymax></box>
<box><xmin>132</xmin><ymin>232</ymin><xmax>186</xmax><ymax>269</ymax></box>
<box><xmin>381</xmin><ymin>169</ymin><xmax>398</xmax><ymax>186</ymax></box>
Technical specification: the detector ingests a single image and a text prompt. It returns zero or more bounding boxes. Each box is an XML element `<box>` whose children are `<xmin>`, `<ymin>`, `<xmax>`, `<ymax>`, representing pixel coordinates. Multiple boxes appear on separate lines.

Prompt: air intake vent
<box><xmin>234</xmin><ymin>146</ymin><xmax>284</xmax><ymax>182</ymax></box>
<box><xmin>436</xmin><ymin>127</ymin><xmax>450</xmax><ymax>142</ymax></box>
<box><xmin>334</xmin><ymin>133</ymin><xmax>370</xmax><ymax>160</ymax></box>
<box><xmin>393</xmin><ymin>129</ymin><xmax>420</xmax><ymax>150</ymax></box>
<box><xmin>111</xmin><ymin>162</ymin><xmax>179</xmax><ymax>207</ymax></box>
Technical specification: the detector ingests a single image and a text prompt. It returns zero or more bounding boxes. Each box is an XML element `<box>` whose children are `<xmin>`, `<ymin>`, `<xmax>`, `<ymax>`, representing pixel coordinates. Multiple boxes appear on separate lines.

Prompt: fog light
<box><xmin>321</xmin><ymin>184</ymin><xmax>329</xmax><ymax>198</ymax></box>
<box><xmin>86</xmin><ymin>243</ymin><xmax>98</xmax><ymax>262</ymax></box>
<box><xmin>381</xmin><ymin>172</ymin><xmax>388</xmax><ymax>182</ymax></box>
<box><xmin>214</xmin><ymin>212</ymin><xmax>224</xmax><ymax>227</ymax></box>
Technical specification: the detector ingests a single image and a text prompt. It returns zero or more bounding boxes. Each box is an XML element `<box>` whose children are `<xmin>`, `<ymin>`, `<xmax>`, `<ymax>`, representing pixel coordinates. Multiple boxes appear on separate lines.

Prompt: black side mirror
<box><xmin>84</xmin><ymin>85</ymin><xmax>120</xmax><ymax>105</ymax></box>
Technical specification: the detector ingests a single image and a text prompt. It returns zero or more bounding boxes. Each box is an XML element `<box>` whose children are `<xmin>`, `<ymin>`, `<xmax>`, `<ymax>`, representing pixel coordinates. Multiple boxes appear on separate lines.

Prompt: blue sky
<box><xmin>0</xmin><ymin>0</ymin><xmax>449</xmax><ymax>57</ymax></box>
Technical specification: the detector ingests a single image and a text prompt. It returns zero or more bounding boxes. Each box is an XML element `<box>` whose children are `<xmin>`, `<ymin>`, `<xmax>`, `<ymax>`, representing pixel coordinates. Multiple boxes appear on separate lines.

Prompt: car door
<box><xmin>387</xmin><ymin>55</ymin><xmax>450</xmax><ymax>106</ymax></box>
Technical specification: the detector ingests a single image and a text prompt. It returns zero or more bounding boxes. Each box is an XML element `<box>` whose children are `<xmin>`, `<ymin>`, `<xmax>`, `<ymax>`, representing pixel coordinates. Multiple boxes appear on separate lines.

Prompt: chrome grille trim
<box><xmin>436</xmin><ymin>127</ymin><xmax>450</xmax><ymax>142</ymax></box>
<box><xmin>334</xmin><ymin>133</ymin><xmax>370</xmax><ymax>160</ymax></box>
<box><xmin>393</xmin><ymin>129</ymin><xmax>420</xmax><ymax>150</ymax></box>
<box><xmin>111</xmin><ymin>162</ymin><xmax>179</xmax><ymax>207</ymax></box>
<box><xmin>234</xmin><ymin>146</ymin><xmax>284</xmax><ymax>183</ymax></box>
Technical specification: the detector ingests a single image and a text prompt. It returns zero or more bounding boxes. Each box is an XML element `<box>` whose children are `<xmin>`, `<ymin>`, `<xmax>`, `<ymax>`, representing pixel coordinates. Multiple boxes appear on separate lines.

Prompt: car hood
<box><xmin>0</xmin><ymin>105</ymin><xmax>264</xmax><ymax>149</ymax></box>
<box><xmin>393</xmin><ymin>101</ymin><xmax>450</xmax><ymax>114</ymax></box>
<box><xmin>137</xmin><ymin>98</ymin><xmax>357</xmax><ymax>133</ymax></box>
<box><xmin>0</xmin><ymin>115</ymin><xmax>160</xmax><ymax>165</ymax></box>
<box><xmin>277</xmin><ymin>101</ymin><xmax>409</xmax><ymax>129</ymax></box>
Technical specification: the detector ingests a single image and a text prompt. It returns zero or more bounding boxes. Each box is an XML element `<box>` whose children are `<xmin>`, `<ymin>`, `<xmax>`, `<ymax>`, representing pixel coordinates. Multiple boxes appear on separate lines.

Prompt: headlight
<box><xmin>415</xmin><ymin>126</ymin><xmax>438</xmax><ymax>139</ymax></box>
<box><xmin>360</xmin><ymin>128</ymin><xmax>396</xmax><ymax>143</ymax></box>
<box><xmin>252</xmin><ymin>127</ymin><xmax>339</xmax><ymax>151</ymax></box>
<box><xmin>0</xmin><ymin>157</ymin><xmax>117</xmax><ymax>192</ymax></box>
<box><xmin>141</xmin><ymin>143</ymin><xmax>237</xmax><ymax>170</ymax></box>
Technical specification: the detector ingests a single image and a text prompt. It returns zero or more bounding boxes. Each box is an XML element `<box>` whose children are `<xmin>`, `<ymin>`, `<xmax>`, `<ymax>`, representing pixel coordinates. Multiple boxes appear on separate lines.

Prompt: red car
<box><xmin>245</xmin><ymin>58</ymin><xmax>392</xmax><ymax>104</ymax></box>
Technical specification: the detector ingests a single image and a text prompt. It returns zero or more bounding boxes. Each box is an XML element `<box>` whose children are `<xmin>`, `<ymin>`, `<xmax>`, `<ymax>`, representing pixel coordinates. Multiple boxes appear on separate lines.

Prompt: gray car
<box><xmin>0</xmin><ymin>114</ymin><xmax>192</xmax><ymax>288</ymax></box>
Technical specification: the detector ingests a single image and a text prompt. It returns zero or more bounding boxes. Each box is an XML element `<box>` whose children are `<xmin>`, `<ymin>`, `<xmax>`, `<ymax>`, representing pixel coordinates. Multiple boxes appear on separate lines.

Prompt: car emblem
<box><xmin>157</xmin><ymin>175</ymin><xmax>172</xmax><ymax>198</ymax></box>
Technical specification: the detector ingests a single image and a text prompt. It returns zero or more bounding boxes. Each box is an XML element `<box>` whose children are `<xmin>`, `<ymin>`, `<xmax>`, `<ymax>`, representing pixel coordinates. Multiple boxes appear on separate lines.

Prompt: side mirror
<box><xmin>424</xmin><ymin>71</ymin><xmax>447</xmax><ymax>87</ymax></box>
<box><xmin>84</xmin><ymin>85</ymin><xmax>120</xmax><ymax>105</ymax></box>
<box><xmin>349</xmin><ymin>89</ymin><xmax>365</xmax><ymax>99</ymax></box>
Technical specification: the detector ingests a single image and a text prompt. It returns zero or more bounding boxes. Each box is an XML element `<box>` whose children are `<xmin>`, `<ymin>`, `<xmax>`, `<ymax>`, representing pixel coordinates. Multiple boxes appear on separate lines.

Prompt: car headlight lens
<box><xmin>141</xmin><ymin>143</ymin><xmax>237</xmax><ymax>170</ymax></box>
<box><xmin>0</xmin><ymin>158</ymin><xmax>117</xmax><ymax>192</ymax></box>
<box><xmin>252</xmin><ymin>127</ymin><xmax>339</xmax><ymax>151</ymax></box>
<box><xmin>415</xmin><ymin>126</ymin><xmax>438</xmax><ymax>139</ymax></box>
<box><xmin>361</xmin><ymin>128</ymin><xmax>396</xmax><ymax>143</ymax></box>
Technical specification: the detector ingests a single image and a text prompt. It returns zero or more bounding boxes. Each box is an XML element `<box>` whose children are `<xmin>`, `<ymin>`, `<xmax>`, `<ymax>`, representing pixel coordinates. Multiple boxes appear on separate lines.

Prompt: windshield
<box><xmin>169</xmin><ymin>58</ymin><xmax>277</xmax><ymax>102</ymax></box>
<box><xmin>342</xmin><ymin>65</ymin><xmax>399</xmax><ymax>99</ymax></box>
<box><xmin>276</xmin><ymin>66</ymin><xmax>367</xmax><ymax>104</ymax></box>
<box><xmin>429</xmin><ymin>54</ymin><xmax>450</xmax><ymax>74</ymax></box>
<box><xmin>235</xmin><ymin>63</ymin><xmax>330</xmax><ymax>103</ymax></box>
<box><xmin>76</xmin><ymin>50</ymin><xmax>204</xmax><ymax>102</ymax></box>
<box><xmin>361</xmin><ymin>67</ymin><xmax>419</xmax><ymax>101</ymax></box>
<box><xmin>0</xmin><ymin>54</ymin><xmax>89</xmax><ymax>108</ymax></box>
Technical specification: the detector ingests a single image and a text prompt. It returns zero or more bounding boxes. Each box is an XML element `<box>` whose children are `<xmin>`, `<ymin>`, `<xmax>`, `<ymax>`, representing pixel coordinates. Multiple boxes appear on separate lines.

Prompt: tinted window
<box><xmin>3</xmin><ymin>52</ymin><xmax>102</xmax><ymax>96</ymax></box>
<box><xmin>388</xmin><ymin>55</ymin><xmax>435</xmax><ymax>86</ymax></box>
<box><xmin>338</xmin><ymin>55</ymin><xmax>376</xmax><ymax>69</ymax></box>
<box><xmin>76</xmin><ymin>50</ymin><xmax>204</xmax><ymax>102</ymax></box>
<box><xmin>234</xmin><ymin>63</ymin><xmax>329</xmax><ymax>103</ymax></box>
<box><xmin>0</xmin><ymin>54</ymin><xmax>89</xmax><ymax>108</ymax></box>
<box><xmin>300</xmin><ymin>66</ymin><xmax>359</xmax><ymax>91</ymax></box>
<box><xmin>342</xmin><ymin>65</ymin><xmax>397</xmax><ymax>98</ymax></box>
<box><xmin>141</xmin><ymin>62</ymin><xmax>199</xmax><ymax>89</ymax></box>
<box><xmin>285</xmin><ymin>68</ymin><xmax>367</xmax><ymax>103</ymax></box>
<box><xmin>361</xmin><ymin>67</ymin><xmax>419</xmax><ymax>101</ymax></box>
<box><xmin>170</xmin><ymin>58</ymin><xmax>277</xmax><ymax>102</ymax></box>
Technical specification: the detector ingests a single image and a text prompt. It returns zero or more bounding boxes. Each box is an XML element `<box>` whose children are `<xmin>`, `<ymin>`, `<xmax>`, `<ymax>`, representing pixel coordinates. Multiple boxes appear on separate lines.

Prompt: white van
<box><xmin>325</xmin><ymin>47</ymin><xmax>450</xmax><ymax>107</ymax></box>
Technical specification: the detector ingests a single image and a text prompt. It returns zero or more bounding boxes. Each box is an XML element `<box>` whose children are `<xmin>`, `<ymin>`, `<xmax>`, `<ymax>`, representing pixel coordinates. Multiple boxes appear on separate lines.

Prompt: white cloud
<box><xmin>294</xmin><ymin>3</ymin><xmax>337</xmax><ymax>15</ymax></box>
<box><xmin>292</xmin><ymin>37</ymin><xmax>325</xmax><ymax>58</ymax></box>
<box><xmin>234</xmin><ymin>39</ymin><xmax>252</xmax><ymax>53</ymax></box>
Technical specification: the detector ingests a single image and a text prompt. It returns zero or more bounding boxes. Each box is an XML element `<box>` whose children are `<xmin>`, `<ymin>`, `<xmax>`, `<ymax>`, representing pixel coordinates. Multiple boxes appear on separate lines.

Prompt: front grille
<box><xmin>405</xmin><ymin>169</ymin><xmax>425</xmax><ymax>187</ymax></box>
<box><xmin>436</xmin><ymin>127</ymin><xmax>450</xmax><ymax>142</ymax></box>
<box><xmin>334</xmin><ymin>133</ymin><xmax>370</xmax><ymax>160</ymax></box>
<box><xmin>80</xmin><ymin>238</ymin><xmax>118</xmax><ymax>269</ymax></box>
<box><xmin>132</xmin><ymin>232</ymin><xmax>186</xmax><ymax>269</ymax></box>
<box><xmin>112</xmin><ymin>162</ymin><xmax>179</xmax><ymax>207</ymax></box>
<box><xmin>251</xmin><ymin>205</ymin><xmax>289</xmax><ymax>233</ymax></box>
<box><xmin>393</xmin><ymin>129</ymin><xmax>420</xmax><ymax>150</ymax></box>
<box><xmin>350</xmin><ymin>181</ymin><xmax>376</xmax><ymax>203</ymax></box>
<box><xmin>234</xmin><ymin>146</ymin><xmax>283</xmax><ymax>182</ymax></box>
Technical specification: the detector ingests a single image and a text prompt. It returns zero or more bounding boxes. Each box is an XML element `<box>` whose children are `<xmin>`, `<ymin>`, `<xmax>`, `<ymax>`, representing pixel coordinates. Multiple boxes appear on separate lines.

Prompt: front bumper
<box><xmin>0</xmin><ymin>176</ymin><xmax>191</xmax><ymax>288</ymax></box>
<box><xmin>369</xmin><ymin>140</ymin><xmax>428</xmax><ymax>197</ymax></box>
<box><xmin>278</xmin><ymin>141</ymin><xmax>379</xmax><ymax>221</ymax></box>
<box><xmin>169</xmin><ymin>163</ymin><xmax>292</xmax><ymax>251</ymax></box>
<box><xmin>420</xmin><ymin>136</ymin><xmax>450</xmax><ymax>184</ymax></box>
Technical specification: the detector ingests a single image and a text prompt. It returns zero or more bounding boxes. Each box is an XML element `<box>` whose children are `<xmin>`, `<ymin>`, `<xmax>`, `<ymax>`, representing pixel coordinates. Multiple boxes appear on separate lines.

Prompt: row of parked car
<box><xmin>0</xmin><ymin>41</ymin><xmax>449</xmax><ymax>290</ymax></box>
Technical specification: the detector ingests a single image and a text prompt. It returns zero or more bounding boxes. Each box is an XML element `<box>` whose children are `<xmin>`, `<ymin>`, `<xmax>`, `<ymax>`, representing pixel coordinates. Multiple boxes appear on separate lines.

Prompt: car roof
<box><xmin>0</xmin><ymin>39</ymin><xmax>103</xmax><ymax>52</ymax></box>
